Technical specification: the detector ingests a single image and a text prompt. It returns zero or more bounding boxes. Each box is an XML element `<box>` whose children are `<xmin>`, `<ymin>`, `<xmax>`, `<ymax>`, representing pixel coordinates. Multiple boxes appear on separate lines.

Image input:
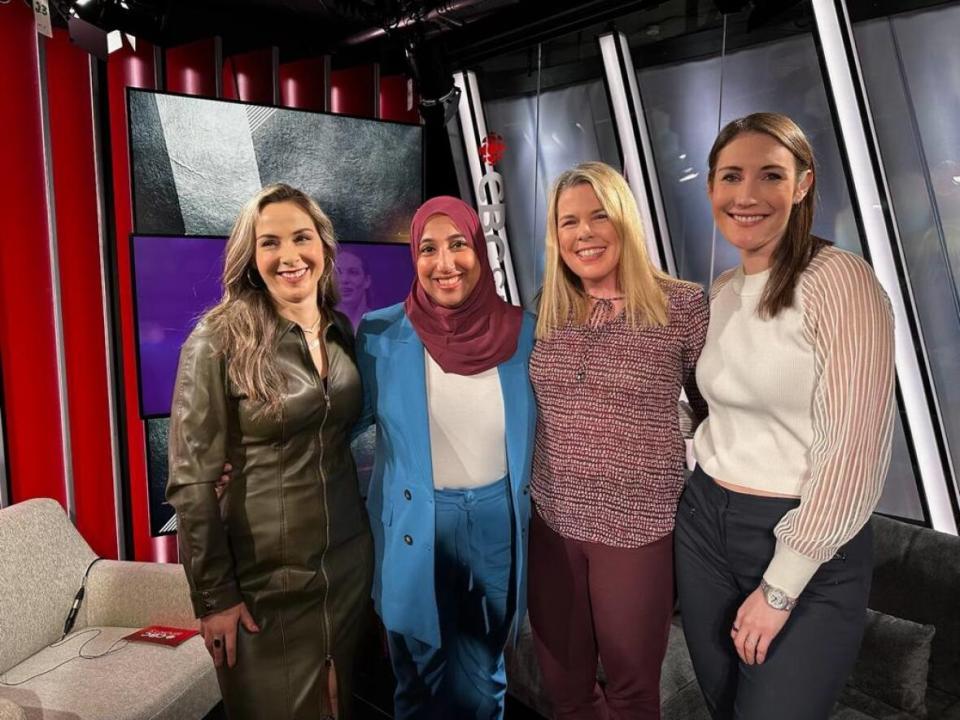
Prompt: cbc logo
<box><xmin>479</xmin><ymin>133</ymin><xmax>506</xmax><ymax>166</ymax></box>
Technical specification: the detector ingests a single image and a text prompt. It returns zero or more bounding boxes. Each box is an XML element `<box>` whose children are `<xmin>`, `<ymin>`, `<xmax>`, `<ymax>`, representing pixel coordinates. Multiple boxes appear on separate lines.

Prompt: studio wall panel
<box><xmin>128</xmin><ymin>91</ymin><xmax>422</xmax><ymax>243</ymax></box>
<box><xmin>380</xmin><ymin>74</ymin><xmax>419</xmax><ymax>124</ymax></box>
<box><xmin>166</xmin><ymin>38</ymin><xmax>218</xmax><ymax>97</ymax></box>
<box><xmin>45</xmin><ymin>29</ymin><xmax>119</xmax><ymax>558</ymax></box>
<box><xmin>331</xmin><ymin>65</ymin><xmax>376</xmax><ymax>117</ymax></box>
<box><xmin>107</xmin><ymin>42</ymin><xmax>177</xmax><ymax>562</ymax></box>
<box><xmin>222</xmin><ymin>48</ymin><xmax>276</xmax><ymax>104</ymax></box>
<box><xmin>0</xmin><ymin>1</ymin><xmax>67</xmax><ymax>509</ymax></box>
<box><xmin>280</xmin><ymin>56</ymin><xmax>329</xmax><ymax>112</ymax></box>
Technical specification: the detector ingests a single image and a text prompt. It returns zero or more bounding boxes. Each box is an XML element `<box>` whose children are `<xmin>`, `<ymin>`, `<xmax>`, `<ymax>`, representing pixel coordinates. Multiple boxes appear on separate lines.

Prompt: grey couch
<box><xmin>0</xmin><ymin>498</ymin><xmax>221</xmax><ymax>720</ymax></box>
<box><xmin>506</xmin><ymin>514</ymin><xmax>960</xmax><ymax>719</ymax></box>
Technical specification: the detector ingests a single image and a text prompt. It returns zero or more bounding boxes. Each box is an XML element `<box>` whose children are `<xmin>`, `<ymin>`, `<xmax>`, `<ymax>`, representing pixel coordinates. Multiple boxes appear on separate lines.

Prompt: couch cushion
<box><xmin>847</xmin><ymin>609</ymin><xmax>935</xmax><ymax>717</ymax></box>
<box><xmin>835</xmin><ymin>686</ymin><xmax>919</xmax><ymax>719</ymax></box>
<box><xmin>0</xmin><ymin>500</ymin><xmax>97</xmax><ymax>673</ymax></box>
<box><xmin>870</xmin><ymin>515</ymin><xmax>960</xmax><ymax>697</ymax></box>
<box><xmin>0</xmin><ymin>699</ymin><xmax>25</xmax><ymax>720</ymax></box>
<box><xmin>0</xmin><ymin>626</ymin><xmax>219</xmax><ymax>720</ymax></box>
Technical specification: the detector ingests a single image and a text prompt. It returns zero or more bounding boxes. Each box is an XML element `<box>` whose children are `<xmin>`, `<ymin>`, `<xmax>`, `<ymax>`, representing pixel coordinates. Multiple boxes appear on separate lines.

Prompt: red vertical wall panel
<box><xmin>222</xmin><ymin>48</ymin><xmax>275</xmax><ymax>104</ymax></box>
<box><xmin>330</xmin><ymin>65</ymin><xmax>376</xmax><ymax>117</ymax></box>
<box><xmin>379</xmin><ymin>74</ymin><xmax>420</xmax><ymax>124</ymax></box>
<box><xmin>106</xmin><ymin>43</ymin><xmax>177</xmax><ymax>563</ymax></box>
<box><xmin>280</xmin><ymin>57</ymin><xmax>327</xmax><ymax>112</ymax></box>
<box><xmin>45</xmin><ymin>29</ymin><xmax>118</xmax><ymax>558</ymax></box>
<box><xmin>166</xmin><ymin>38</ymin><xmax>218</xmax><ymax>97</ymax></box>
<box><xmin>0</xmin><ymin>2</ymin><xmax>67</xmax><ymax>508</ymax></box>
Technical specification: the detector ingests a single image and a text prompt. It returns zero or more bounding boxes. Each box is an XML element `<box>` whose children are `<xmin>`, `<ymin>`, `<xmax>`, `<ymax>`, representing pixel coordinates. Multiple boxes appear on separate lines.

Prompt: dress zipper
<box><xmin>299</xmin><ymin>327</ymin><xmax>336</xmax><ymax>691</ymax></box>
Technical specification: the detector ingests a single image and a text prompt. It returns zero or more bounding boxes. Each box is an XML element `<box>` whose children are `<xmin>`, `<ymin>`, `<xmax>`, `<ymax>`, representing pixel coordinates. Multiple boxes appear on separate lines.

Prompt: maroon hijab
<box><xmin>404</xmin><ymin>196</ymin><xmax>523</xmax><ymax>375</ymax></box>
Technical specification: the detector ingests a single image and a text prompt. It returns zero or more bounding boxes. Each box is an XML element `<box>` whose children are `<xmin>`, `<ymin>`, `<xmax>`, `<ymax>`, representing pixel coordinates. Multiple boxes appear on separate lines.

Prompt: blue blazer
<box><xmin>354</xmin><ymin>302</ymin><xmax>537</xmax><ymax>648</ymax></box>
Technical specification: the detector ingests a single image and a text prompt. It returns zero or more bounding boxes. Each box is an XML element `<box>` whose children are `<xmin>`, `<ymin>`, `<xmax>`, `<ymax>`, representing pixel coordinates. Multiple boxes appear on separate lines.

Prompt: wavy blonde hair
<box><xmin>201</xmin><ymin>183</ymin><xmax>339</xmax><ymax>418</ymax></box>
<box><xmin>537</xmin><ymin>161</ymin><xmax>679</xmax><ymax>339</ymax></box>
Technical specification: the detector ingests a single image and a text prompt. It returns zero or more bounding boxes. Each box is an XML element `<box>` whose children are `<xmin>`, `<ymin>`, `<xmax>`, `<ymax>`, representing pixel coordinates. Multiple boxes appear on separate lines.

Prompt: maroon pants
<box><xmin>528</xmin><ymin>509</ymin><xmax>674</xmax><ymax>720</ymax></box>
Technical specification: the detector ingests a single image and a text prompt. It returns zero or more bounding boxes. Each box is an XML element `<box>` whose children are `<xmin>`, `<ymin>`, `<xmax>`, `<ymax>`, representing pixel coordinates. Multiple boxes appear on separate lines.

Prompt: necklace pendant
<box><xmin>308</xmin><ymin>337</ymin><xmax>321</xmax><ymax>350</ymax></box>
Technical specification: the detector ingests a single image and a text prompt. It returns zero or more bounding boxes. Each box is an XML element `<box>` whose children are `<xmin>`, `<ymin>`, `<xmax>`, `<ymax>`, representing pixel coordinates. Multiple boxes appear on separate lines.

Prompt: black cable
<box><xmin>62</xmin><ymin>557</ymin><xmax>103</xmax><ymax>639</ymax></box>
<box><xmin>0</xmin><ymin>628</ymin><xmax>129</xmax><ymax>686</ymax></box>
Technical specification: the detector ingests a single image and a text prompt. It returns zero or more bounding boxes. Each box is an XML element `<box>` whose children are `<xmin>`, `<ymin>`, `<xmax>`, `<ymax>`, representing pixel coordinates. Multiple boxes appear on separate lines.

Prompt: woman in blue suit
<box><xmin>354</xmin><ymin>196</ymin><xmax>536</xmax><ymax>720</ymax></box>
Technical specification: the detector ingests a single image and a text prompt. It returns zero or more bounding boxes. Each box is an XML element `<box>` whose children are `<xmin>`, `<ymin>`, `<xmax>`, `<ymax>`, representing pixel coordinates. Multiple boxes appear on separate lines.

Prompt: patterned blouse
<box><xmin>530</xmin><ymin>280</ymin><xmax>709</xmax><ymax>548</ymax></box>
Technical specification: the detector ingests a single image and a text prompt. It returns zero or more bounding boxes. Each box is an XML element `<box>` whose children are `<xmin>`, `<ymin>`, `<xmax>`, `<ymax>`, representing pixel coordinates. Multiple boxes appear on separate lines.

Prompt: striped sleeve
<box><xmin>763</xmin><ymin>250</ymin><xmax>896</xmax><ymax>599</ymax></box>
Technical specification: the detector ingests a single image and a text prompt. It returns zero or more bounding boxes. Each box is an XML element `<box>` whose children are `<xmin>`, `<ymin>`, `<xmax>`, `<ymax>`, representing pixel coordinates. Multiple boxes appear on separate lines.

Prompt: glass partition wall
<box><xmin>453</xmin><ymin>0</ymin><xmax>960</xmax><ymax>530</ymax></box>
<box><xmin>850</xmin><ymin>1</ymin><xmax>960</xmax><ymax>526</ymax></box>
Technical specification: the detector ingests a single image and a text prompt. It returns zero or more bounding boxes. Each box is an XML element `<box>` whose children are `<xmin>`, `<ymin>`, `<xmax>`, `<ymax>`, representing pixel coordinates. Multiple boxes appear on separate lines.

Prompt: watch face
<box><xmin>767</xmin><ymin>587</ymin><xmax>787</xmax><ymax>609</ymax></box>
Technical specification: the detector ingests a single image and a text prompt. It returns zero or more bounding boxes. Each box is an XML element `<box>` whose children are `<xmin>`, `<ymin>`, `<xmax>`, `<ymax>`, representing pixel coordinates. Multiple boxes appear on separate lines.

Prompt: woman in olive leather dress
<box><xmin>166</xmin><ymin>183</ymin><xmax>373</xmax><ymax>720</ymax></box>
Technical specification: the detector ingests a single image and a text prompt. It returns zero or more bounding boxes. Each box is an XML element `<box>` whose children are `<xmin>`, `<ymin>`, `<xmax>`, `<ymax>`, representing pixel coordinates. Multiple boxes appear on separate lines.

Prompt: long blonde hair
<box><xmin>201</xmin><ymin>183</ymin><xmax>339</xmax><ymax>418</ymax></box>
<box><xmin>537</xmin><ymin>161</ymin><xmax>676</xmax><ymax>339</ymax></box>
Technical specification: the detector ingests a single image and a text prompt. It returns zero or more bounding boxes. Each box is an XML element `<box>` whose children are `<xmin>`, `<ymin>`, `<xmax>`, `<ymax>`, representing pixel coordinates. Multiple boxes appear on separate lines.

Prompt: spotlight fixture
<box><xmin>54</xmin><ymin>0</ymin><xmax>166</xmax><ymax>56</ymax></box>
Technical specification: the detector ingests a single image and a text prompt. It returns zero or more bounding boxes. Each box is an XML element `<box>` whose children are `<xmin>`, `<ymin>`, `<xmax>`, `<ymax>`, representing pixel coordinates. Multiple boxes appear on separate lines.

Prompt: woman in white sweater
<box><xmin>676</xmin><ymin>112</ymin><xmax>896</xmax><ymax>719</ymax></box>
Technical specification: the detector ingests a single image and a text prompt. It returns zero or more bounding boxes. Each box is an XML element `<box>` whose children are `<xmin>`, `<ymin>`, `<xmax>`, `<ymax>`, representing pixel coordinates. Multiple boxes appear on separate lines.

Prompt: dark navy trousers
<box><xmin>675</xmin><ymin>466</ymin><xmax>872</xmax><ymax>720</ymax></box>
<box><xmin>388</xmin><ymin>475</ymin><xmax>514</xmax><ymax>720</ymax></box>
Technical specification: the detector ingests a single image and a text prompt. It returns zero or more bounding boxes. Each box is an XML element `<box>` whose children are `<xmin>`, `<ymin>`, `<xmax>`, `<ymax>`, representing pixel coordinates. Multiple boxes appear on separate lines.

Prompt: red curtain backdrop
<box><xmin>330</xmin><ymin>65</ymin><xmax>376</xmax><ymax>117</ymax></box>
<box><xmin>45</xmin><ymin>29</ymin><xmax>119</xmax><ymax>558</ymax></box>
<box><xmin>0</xmin><ymin>2</ymin><xmax>68</xmax><ymax>510</ymax></box>
<box><xmin>280</xmin><ymin>56</ymin><xmax>328</xmax><ymax>112</ymax></box>
<box><xmin>222</xmin><ymin>48</ymin><xmax>275</xmax><ymax>104</ymax></box>
<box><xmin>380</xmin><ymin>74</ymin><xmax>420</xmax><ymax>124</ymax></box>
<box><xmin>166</xmin><ymin>38</ymin><xmax>218</xmax><ymax>97</ymax></box>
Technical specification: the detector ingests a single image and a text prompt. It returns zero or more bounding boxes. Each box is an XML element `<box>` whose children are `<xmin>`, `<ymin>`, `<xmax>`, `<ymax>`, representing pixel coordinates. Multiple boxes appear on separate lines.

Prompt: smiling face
<box><xmin>415</xmin><ymin>213</ymin><xmax>482</xmax><ymax>308</ymax></box>
<box><xmin>709</xmin><ymin>132</ymin><xmax>813</xmax><ymax>271</ymax></box>
<box><xmin>253</xmin><ymin>200</ymin><xmax>325</xmax><ymax>308</ymax></box>
<box><xmin>556</xmin><ymin>183</ymin><xmax>622</xmax><ymax>294</ymax></box>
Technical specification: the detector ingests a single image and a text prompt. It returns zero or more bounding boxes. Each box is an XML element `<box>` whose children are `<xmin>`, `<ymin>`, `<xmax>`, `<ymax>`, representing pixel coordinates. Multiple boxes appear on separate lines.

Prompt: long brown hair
<box><xmin>201</xmin><ymin>183</ymin><xmax>339</xmax><ymax>418</ymax></box>
<box><xmin>708</xmin><ymin>112</ymin><xmax>827</xmax><ymax>318</ymax></box>
<box><xmin>538</xmin><ymin>162</ymin><xmax>686</xmax><ymax>338</ymax></box>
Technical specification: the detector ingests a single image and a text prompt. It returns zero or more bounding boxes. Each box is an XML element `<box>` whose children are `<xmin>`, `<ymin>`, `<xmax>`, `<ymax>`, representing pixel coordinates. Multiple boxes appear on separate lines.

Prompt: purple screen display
<box><xmin>132</xmin><ymin>235</ymin><xmax>414</xmax><ymax>418</ymax></box>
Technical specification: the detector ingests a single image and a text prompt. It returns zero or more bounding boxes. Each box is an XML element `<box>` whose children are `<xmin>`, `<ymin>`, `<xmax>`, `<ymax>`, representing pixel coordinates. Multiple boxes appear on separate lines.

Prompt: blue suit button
<box><xmin>403</xmin><ymin>534</ymin><xmax>413</xmax><ymax>545</ymax></box>
<box><xmin>403</xmin><ymin>489</ymin><xmax>412</xmax><ymax>500</ymax></box>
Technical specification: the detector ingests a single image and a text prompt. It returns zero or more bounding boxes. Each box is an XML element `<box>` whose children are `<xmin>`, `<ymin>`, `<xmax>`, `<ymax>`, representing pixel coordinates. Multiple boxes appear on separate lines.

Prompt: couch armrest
<box><xmin>84</xmin><ymin>560</ymin><xmax>199</xmax><ymax>630</ymax></box>
<box><xmin>0</xmin><ymin>698</ymin><xmax>26</xmax><ymax>720</ymax></box>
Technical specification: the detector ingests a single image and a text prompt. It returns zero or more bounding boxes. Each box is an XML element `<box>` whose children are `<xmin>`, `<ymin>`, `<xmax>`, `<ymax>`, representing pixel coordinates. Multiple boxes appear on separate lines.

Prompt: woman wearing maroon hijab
<box><xmin>353</xmin><ymin>196</ymin><xmax>536</xmax><ymax>719</ymax></box>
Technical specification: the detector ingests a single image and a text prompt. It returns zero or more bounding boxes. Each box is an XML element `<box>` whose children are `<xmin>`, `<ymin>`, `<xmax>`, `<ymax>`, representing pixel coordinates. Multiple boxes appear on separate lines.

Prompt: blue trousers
<box><xmin>388</xmin><ymin>475</ymin><xmax>515</xmax><ymax>720</ymax></box>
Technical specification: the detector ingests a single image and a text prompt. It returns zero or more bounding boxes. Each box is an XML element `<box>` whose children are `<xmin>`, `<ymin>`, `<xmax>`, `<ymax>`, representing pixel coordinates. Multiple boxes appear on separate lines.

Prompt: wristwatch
<box><xmin>760</xmin><ymin>579</ymin><xmax>797</xmax><ymax>611</ymax></box>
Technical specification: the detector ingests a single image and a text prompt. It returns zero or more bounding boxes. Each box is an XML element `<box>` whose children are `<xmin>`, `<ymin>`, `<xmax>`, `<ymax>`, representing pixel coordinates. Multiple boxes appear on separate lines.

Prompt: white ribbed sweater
<box><xmin>693</xmin><ymin>246</ymin><xmax>896</xmax><ymax>597</ymax></box>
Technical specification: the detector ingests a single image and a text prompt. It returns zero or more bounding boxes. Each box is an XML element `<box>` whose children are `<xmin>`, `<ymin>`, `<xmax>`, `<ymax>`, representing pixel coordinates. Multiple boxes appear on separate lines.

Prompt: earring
<box><xmin>246</xmin><ymin>266</ymin><xmax>264</xmax><ymax>289</ymax></box>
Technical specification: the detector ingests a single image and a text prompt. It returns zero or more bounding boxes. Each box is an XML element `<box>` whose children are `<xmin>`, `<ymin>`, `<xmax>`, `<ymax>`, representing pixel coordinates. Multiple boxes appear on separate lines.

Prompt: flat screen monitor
<box><xmin>131</xmin><ymin>235</ymin><xmax>414</xmax><ymax>419</ymax></box>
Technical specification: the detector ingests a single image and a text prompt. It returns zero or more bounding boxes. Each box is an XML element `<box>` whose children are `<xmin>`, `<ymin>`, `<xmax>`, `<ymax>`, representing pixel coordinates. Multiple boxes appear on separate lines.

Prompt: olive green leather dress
<box><xmin>167</xmin><ymin>313</ymin><xmax>373</xmax><ymax>720</ymax></box>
